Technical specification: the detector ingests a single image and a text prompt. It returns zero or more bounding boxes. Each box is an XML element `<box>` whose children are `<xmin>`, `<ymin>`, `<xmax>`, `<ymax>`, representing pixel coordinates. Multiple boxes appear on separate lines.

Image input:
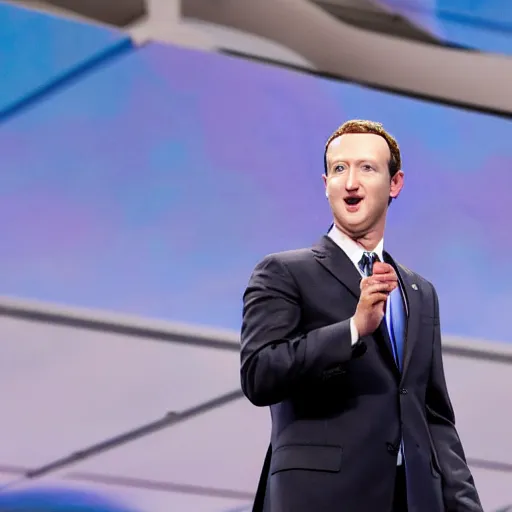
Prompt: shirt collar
<box><xmin>327</xmin><ymin>225</ymin><xmax>384</xmax><ymax>271</ymax></box>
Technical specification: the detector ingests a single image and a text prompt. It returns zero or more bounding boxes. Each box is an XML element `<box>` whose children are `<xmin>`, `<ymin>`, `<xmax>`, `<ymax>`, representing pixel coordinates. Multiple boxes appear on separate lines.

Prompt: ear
<box><xmin>322</xmin><ymin>173</ymin><xmax>329</xmax><ymax>197</ymax></box>
<box><xmin>389</xmin><ymin>170</ymin><xmax>404</xmax><ymax>200</ymax></box>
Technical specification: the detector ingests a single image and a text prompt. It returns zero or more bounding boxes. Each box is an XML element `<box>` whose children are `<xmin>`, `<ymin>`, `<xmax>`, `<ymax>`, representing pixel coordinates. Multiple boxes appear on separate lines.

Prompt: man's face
<box><xmin>323</xmin><ymin>133</ymin><xmax>404</xmax><ymax>238</ymax></box>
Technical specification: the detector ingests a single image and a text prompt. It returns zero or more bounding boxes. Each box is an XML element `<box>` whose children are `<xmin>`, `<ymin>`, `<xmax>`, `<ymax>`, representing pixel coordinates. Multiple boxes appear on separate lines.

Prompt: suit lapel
<box><xmin>313</xmin><ymin>237</ymin><xmax>399</xmax><ymax>374</ymax></box>
<box><xmin>312</xmin><ymin>236</ymin><xmax>361</xmax><ymax>298</ymax></box>
<box><xmin>385</xmin><ymin>253</ymin><xmax>421</xmax><ymax>378</ymax></box>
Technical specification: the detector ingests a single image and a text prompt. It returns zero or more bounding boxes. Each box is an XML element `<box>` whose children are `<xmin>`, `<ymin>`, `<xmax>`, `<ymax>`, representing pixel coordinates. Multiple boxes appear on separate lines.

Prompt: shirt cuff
<box><xmin>350</xmin><ymin>317</ymin><xmax>360</xmax><ymax>346</ymax></box>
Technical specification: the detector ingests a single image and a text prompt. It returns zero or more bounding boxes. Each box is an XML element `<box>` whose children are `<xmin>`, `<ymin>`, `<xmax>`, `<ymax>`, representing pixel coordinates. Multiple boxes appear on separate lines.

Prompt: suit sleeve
<box><xmin>425</xmin><ymin>284</ymin><xmax>483</xmax><ymax>511</ymax></box>
<box><xmin>240</xmin><ymin>254</ymin><xmax>356</xmax><ymax>407</ymax></box>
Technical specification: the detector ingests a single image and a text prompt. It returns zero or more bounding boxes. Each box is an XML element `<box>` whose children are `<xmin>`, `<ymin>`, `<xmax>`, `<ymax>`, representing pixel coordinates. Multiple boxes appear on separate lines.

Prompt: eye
<box><xmin>362</xmin><ymin>164</ymin><xmax>375</xmax><ymax>171</ymax></box>
<box><xmin>333</xmin><ymin>164</ymin><xmax>345</xmax><ymax>173</ymax></box>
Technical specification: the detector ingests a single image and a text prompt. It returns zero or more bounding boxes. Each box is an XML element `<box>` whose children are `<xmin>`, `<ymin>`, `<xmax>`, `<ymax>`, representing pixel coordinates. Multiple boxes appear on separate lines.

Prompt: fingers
<box><xmin>360</xmin><ymin>276</ymin><xmax>398</xmax><ymax>291</ymax></box>
<box><xmin>366</xmin><ymin>291</ymin><xmax>389</xmax><ymax>305</ymax></box>
<box><xmin>360</xmin><ymin>282</ymin><xmax>396</xmax><ymax>308</ymax></box>
<box><xmin>372</xmin><ymin>262</ymin><xmax>394</xmax><ymax>275</ymax></box>
<box><xmin>362</xmin><ymin>281</ymin><xmax>396</xmax><ymax>297</ymax></box>
<box><xmin>372</xmin><ymin>264</ymin><xmax>398</xmax><ymax>284</ymax></box>
<box><xmin>362</xmin><ymin>262</ymin><xmax>397</xmax><ymax>286</ymax></box>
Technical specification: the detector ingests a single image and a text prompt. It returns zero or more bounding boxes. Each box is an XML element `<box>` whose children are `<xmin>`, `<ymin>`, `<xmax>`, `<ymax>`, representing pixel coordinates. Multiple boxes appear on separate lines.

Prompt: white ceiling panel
<box><xmin>57</xmin><ymin>398</ymin><xmax>270</xmax><ymax>494</ymax></box>
<box><xmin>444</xmin><ymin>354</ymin><xmax>512</xmax><ymax>466</ymax></box>
<box><xmin>0</xmin><ymin>316</ymin><xmax>240</xmax><ymax>467</ymax></box>
<box><xmin>468</xmin><ymin>466</ymin><xmax>512</xmax><ymax>511</ymax></box>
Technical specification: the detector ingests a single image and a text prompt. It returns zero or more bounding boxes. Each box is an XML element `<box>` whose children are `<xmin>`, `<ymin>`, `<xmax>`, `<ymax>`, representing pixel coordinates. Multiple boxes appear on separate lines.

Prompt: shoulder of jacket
<box><xmin>255</xmin><ymin>247</ymin><xmax>314</xmax><ymax>272</ymax></box>
<box><xmin>266</xmin><ymin>247</ymin><xmax>313</xmax><ymax>263</ymax></box>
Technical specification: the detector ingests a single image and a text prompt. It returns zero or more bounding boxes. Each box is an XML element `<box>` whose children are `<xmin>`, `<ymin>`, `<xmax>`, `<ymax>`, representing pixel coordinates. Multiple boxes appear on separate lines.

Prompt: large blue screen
<box><xmin>0</xmin><ymin>3</ymin><xmax>130</xmax><ymax>116</ymax></box>
<box><xmin>375</xmin><ymin>0</ymin><xmax>511</xmax><ymax>54</ymax></box>
<box><xmin>1</xmin><ymin>42</ymin><xmax>511</xmax><ymax>344</ymax></box>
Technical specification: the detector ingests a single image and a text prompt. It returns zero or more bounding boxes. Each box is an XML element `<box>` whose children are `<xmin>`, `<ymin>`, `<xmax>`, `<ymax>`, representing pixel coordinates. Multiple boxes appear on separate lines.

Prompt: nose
<box><xmin>345</xmin><ymin>168</ymin><xmax>359</xmax><ymax>191</ymax></box>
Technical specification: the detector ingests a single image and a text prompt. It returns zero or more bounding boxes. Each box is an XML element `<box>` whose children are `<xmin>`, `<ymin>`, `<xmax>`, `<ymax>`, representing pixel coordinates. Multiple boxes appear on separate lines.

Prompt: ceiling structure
<box><xmin>5</xmin><ymin>0</ymin><xmax>512</xmax><ymax>115</ymax></box>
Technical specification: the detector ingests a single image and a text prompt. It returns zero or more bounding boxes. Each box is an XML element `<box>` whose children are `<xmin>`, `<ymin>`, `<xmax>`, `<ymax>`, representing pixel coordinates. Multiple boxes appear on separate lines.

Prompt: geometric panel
<box><xmin>444</xmin><ymin>353</ymin><xmax>512</xmax><ymax>467</ymax></box>
<box><xmin>0</xmin><ymin>315</ymin><xmax>241</xmax><ymax>469</ymax></box>
<box><xmin>0</xmin><ymin>3</ymin><xmax>131</xmax><ymax>118</ymax></box>
<box><xmin>372</xmin><ymin>0</ymin><xmax>512</xmax><ymax>55</ymax></box>
<box><xmin>467</xmin><ymin>467</ymin><xmax>512</xmax><ymax>512</ymax></box>
<box><xmin>66</xmin><ymin>398</ymin><xmax>270</xmax><ymax>494</ymax></box>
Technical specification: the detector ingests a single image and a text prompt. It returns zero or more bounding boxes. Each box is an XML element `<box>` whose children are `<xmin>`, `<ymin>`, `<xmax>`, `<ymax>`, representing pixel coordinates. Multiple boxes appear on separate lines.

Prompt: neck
<box><xmin>354</xmin><ymin>233</ymin><xmax>382</xmax><ymax>252</ymax></box>
<box><xmin>333</xmin><ymin>222</ymin><xmax>385</xmax><ymax>252</ymax></box>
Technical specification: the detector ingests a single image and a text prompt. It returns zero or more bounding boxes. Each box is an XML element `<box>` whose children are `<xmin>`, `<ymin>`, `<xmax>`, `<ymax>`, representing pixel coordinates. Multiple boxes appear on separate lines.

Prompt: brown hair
<box><xmin>323</xmin><ymin>119</ymin><xmax>401</xmax><ymax>177</ymax></box>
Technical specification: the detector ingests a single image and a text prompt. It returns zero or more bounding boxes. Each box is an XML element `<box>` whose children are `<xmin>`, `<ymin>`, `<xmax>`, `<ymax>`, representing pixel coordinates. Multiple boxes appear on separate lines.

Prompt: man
<box><xmin>240</xmin><ymin>120</ymin><xmax>482</xmax><ymax>512</ymax></box>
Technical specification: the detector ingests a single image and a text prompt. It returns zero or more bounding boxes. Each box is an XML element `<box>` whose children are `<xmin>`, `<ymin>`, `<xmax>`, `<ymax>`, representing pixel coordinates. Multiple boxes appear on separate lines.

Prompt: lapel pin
<box><xmin>411</xmin><ymin>284</ymin><xmax>418</xmax><ymax>290</ymax></box>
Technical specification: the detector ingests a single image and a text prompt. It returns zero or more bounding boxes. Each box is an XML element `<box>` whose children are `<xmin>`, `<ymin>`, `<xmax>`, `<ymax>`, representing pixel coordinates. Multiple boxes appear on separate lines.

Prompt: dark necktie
<box><xmin>358</xmin><ymin>251</ymin><xmax>379</xmax><ymax>277</ymax></box>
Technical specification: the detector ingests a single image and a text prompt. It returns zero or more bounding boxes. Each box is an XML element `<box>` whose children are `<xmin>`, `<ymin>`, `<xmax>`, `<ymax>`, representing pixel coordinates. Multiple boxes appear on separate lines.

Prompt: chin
<box><xmin>337</xmin><ymin>215</ymin><xmax>373</xmax><ymax>236</ymax></box>
<box><xmin>343</xmin><ymin>213</ymin><xmax>367</xmax><ymax>228</ymax></box>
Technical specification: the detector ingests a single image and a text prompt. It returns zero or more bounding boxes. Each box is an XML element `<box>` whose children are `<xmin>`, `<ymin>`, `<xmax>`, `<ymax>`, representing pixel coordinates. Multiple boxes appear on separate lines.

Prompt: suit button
<box><xmin>400</xmin><ymin>388</ymin><xmax>408</xmax><ymax>395</ymax></box>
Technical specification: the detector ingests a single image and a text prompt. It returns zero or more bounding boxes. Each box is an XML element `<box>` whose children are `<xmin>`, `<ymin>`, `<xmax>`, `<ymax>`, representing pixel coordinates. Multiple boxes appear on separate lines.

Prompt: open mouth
<box><xmin>344</xmin><ymin>197</ymin><xmax>362</xmax><ymax>206</ymax></box>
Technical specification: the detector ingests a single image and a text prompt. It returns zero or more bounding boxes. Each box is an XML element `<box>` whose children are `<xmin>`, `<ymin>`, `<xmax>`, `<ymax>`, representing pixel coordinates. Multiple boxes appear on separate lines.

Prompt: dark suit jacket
<box><xmin>240</xmin><ymin>236</ymin><xmax>482</xmax><ymax>512</ymax></box>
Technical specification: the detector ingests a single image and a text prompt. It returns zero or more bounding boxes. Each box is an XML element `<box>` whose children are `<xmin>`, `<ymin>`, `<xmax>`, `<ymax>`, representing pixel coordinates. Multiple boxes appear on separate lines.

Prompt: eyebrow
<box><xmin>329</xmin><ymin>158</ymin><xmax>378</xmax><ymax>167</ymax></box>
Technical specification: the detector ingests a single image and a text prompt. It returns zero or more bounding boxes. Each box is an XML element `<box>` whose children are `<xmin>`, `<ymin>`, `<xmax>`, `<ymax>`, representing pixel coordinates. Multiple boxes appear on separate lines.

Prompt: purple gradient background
<box><xmin>1</xmin><ymin>43</ymin><xmax>511</xmax><ymax>342</ymax></box>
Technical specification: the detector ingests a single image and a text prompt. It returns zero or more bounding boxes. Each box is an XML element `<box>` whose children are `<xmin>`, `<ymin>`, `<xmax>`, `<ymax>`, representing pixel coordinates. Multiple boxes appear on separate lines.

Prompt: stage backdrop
<box><xmin>1</xmin><ymin>5</ymin><xmax>512</xmax><ymax>511</ymax></box>
<box><xmin>0</xmin><ymin>2</ymin><xmax>131</xmax><ymax>117</ymax></box>
<box><xmin>374</xmin><ymin>0</ymin><xmax>512</xmax><ymax>55</ymax></box>
<box><xmin>2</xmin><ymin>41</ymin><xmax>512</xmax><ymax>344</ymax></box>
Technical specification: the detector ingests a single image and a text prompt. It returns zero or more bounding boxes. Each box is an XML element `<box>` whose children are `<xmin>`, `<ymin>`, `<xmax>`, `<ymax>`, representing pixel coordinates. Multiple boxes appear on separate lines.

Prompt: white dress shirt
<box><xmin>327</xmin><ymin>225</ymin><xmax>385</xmax><ymax>346</ymax></box>
<box><xmin>327</xmin><ymin>225</ymin><xmax>404</xmax><ymax>465</ymax></box>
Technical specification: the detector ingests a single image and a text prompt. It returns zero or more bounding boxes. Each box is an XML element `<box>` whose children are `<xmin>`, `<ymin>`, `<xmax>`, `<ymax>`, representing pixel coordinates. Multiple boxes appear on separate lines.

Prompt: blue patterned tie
<box><xmin>358</xmin><ymin>251</ymin><xmax>378</xmax><ymax>277</ymax></box>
